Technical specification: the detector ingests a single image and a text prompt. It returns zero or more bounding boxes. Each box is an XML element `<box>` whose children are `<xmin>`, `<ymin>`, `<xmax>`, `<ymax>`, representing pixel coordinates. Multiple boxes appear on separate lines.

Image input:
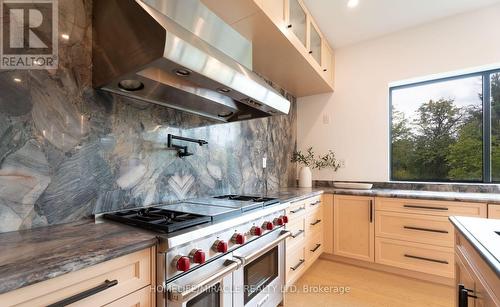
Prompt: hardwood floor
<box><xmin>284</xmin><ymin>259</ymin><xmax>454</xmax><ymax>307</ymax></box>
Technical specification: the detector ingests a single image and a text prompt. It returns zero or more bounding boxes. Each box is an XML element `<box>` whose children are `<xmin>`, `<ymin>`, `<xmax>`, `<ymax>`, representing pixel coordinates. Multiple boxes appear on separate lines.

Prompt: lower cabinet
<box><xmin>0</xmin><ymin>248</ymin><xmax>155</xmax><ymax>307</ymax></box>
<box><xmin>285</xmin><ymin>194</ymin><xmax>324</xmax><ymax>285</ymax></box>
<box><xmin>333</xmin><ymin>195</ymin><xmax>375</xmax><ymax>262</ymax></box>
<box><xmin>328</xmin><ymin>195</ymin><xmax>488</xmax><ymax>282</ymax></box>
<box><xmin>454</xmin><ymin>229</ymin><xmax>500</xmax><ymax>306</ymax></box>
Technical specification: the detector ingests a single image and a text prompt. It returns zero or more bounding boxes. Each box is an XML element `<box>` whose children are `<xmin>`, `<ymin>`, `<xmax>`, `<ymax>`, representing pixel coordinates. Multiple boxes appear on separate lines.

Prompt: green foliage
<box><xmin>291</xmin><ymin>147</ymin><xmax>341</xmax><ymax>171</ymax></box>
<box><xmin>392</xmin><ymin>99</ymin><xmax>481</xmax><ymax>181</ymax></box>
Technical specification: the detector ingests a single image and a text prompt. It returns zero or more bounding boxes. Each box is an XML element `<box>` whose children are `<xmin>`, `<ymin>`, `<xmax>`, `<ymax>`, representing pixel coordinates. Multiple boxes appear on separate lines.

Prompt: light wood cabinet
<box><xmin>488</xmin><ymin>204</ymin><xmax>500</xmax><ymax>219</ymax></box>
<box><xmin>285</xmin><ymin>194</ymin><xmax>324</xmax><ymax>285</ymax></box>
<box><xmin>104</xmin><ymin>286</ymin><xmax>152</xmax><ymax>307</ymax></box>
<box><xmin>322</xmin><ymin>194</ymin><xmax>334</xmax><ymax>254</ymax></box>
<box><xmin>201</xmin><ymin>0</ymin><xmax>335</xmax><ymax>96</ymax></box>
<box><xmin>454</xmin><ymin>228</ymin><xmax>500</xmax><ymax>306</ymax></box>
<box><xmin>333</xmin><ymin>195</ymin><xmax>375</xmax><ymax>262</ymax></box>
<box><xmin>0</xmin><ymin>248</ymin><xmax>155</xmax><ymax>307</ymax></box>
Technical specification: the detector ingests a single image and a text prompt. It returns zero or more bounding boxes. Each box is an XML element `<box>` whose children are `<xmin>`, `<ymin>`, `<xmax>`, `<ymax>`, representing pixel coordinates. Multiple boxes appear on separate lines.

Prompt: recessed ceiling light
<box><xmin>13</xmin><ymin>78</ymin><xmax>22</xmax><ymax>83</ymax></box>
<box><xmin>61</xmin><ymin>34</ymin><xmax>70</xmax><ymax>40</ymax></box>
<box><xmin>347</xmin><ymin>0</ymin><xmax>359</xmax><ymax>8</ymax></box>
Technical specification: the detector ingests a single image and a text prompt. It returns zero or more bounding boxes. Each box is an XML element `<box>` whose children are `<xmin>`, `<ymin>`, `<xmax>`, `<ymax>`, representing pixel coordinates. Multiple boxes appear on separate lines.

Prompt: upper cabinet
<box><xmin>202</xmin><ymin>0</ymin><xmax>335</xmax><ymax>97</ymax></box>
<box><xmin>287</xmin><ymin>0</ymin><xmax>308</xmax><ymax>50</ymax></box>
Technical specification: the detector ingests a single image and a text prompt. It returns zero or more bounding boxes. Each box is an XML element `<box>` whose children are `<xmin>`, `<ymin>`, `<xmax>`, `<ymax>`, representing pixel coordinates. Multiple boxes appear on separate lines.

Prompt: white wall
<box><xmin>297</xmin><ymin>4</ymin><xmax>500</xmax><ymax>182</ymax></box>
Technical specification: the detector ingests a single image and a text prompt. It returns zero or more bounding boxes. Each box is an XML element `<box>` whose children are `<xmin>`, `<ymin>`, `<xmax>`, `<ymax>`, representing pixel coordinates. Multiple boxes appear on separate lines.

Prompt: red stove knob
<box><xmin>213</xmin><ymin>240</ymin><xmax>228</xmax><ymax>253</ymax></box>
<box><xmin>250</xmin><ymin>226</ymin><xmax>262</xmax><ymax>236</ymax></box>
<box><xmin>232</xmin><ymin>233</ymin><xmax>245</xmax><ymax>245</ymax></box>
<box><xmin>263</xmin><ymin>221</ymin><xmax>274</xmax><ymax>230</ymax></box>
<box><xmin>281</xmin><ymin>215</ymin><xmax>289</xmax><ymax>224</ymax></box>
<box><xmin>189</xmin><ymin>249</ymin><xmax>206</xmax><ymax>264</ymax></box>
<box><xmin>174</xmin><ymin>256</ymin><xmax>190</xmax><ymax>272</ymax></box>
<box><xmin>273</xmin><ymin>217</ymin><xmax>284</xmax><ymax>226</ymax></box>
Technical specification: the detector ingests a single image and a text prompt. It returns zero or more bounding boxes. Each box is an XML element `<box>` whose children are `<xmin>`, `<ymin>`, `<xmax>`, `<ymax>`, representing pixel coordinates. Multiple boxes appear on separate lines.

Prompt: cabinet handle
<box><xmin>310</xmin><ymin>201</ymin><xmax>321</xmax><ymax>206</ymax></box>
<box><xmin>291</xmin><ymin>229</ymin><xmax>304</xmax><ymax>238</ymax></box>
<box><xmin>458</xmin><ymin>284</ymin><xmax>477</xmax><ymax>307</ymax></box>
<box><xmin>290</xmin><ymin>259</ymin><xmax>305</xmax><ymax>271</ymax></box>
<box><xmin>290</xmin><ymin>207</ymin><xmax>305</xmax><ymax>214</ymax></box>
<box><xmin>287</xmin><ymin>24</ymin><xmax>292</xmax><ymax>28</ymax></box>
<box><xmin>323</xmin><ymin>69</ymin><xmax>327</xmax><ymax>72</ymax></box>
<box><xmin>47</xmin><ymin>279</ymin><xmax>118</xmax><ymax>307</ymax></box>
<box><xmin>369</xmin><ymin>200</ymin><xmax>373</xmax><ymax>223</ymax></box>
<box><xmin>403</xmin><ymin>226</ymin><xmax>449</xmax><ymax>234</ymax></box>
<box><xmin>404</xmin><ymin>254</ymin><xmax>448</xmax><ymax>264</ymax></box>
<box><xmin>310</xmin><ymin>243</ymin><xmax>321</xmax><ymax>253</ymax></box>
<box><xmin>310</xmin><ymin>219</ymin><xmax>322</xmax><ymax>226</ymax></box>
<box><xmin>308</xmin><ymin>50</ymin><xmax>313</xmax><ymax>54</ymax></box>
<box><xmin>403</xmin><ymin>204</ymin><xmax>448</xmax><ymax>211</ymax></box>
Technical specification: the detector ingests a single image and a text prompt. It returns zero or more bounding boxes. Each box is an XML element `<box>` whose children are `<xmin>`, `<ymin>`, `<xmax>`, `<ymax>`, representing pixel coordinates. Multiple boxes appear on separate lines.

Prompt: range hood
<box><xmin>92</xmin><ymin>0</ymin><xmax>290</xmax><ymax>123</ymax></box>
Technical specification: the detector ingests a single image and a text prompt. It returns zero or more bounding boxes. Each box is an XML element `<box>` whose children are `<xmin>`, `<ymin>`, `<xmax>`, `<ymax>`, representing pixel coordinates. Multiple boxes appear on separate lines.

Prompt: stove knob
<box><xmin>273</xmin><ymin>217</ymin><xmax>284</xmax><ymax>226</ymax></box>
<box><xmin>281</xmin><ymin>215</ymin><xmax>289</xmax><ymax>224</ymax></box>
<box><xmin>174</xmin><ymin>256</ymin><xmax>190</xmax><ymax>272</ymax></box>
<box><xmin>189</xmin><ymin>249</ymin><xmax>206</xmax><ymax>264</ymax></box>
<box><xmin>250</xmin><ymin>226</ymin><xmax>263</xmax><ymax>236</ymax></box>
<box><xmin>232</xmin><ymin>233</ymin><xmax>245</xmax><ymax>245</ymax></box>
<box><xmin>263</xmin><ymin>221</ymin><xmax>274</xmax><ymax>230</ymax></box>
<box><xmin>213</xmin><ymin>240</ymin><xmax>228</xmax><ymax>253</ymax></box>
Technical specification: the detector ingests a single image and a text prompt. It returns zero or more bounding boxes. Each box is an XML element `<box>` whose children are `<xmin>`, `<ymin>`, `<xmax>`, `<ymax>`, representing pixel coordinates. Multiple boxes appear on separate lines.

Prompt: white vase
<box><xmin>298</xmin><ymin>166</ymin><xmax>312</xmax><ymax>188</ymax></box>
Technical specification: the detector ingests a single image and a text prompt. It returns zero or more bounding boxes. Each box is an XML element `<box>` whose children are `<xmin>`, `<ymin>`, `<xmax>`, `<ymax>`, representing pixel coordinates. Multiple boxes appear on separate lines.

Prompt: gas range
<box><xmin>100</xmin><ymin>194</ymin><xmax>290</xmax><ymax>307</ymax></box>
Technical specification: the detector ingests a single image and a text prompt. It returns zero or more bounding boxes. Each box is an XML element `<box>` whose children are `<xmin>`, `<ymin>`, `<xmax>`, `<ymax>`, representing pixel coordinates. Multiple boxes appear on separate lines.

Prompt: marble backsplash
<box><xmin>0</xmin><ymin>0</ymin><xmax>297</xmax><ymax>233</ymax></box>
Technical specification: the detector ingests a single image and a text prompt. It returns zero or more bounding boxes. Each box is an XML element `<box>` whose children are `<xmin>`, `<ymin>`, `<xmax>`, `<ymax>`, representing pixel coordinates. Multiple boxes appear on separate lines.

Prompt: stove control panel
<box><xmin>165</xmin><ymin>208</ymin><xmax>286</xmax><ymax>280</ymax></box>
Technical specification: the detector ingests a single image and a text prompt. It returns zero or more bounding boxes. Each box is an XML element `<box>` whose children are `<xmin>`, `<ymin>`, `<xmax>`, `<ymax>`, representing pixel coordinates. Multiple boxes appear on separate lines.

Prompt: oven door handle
<box><xmin>233</xmin><ymin>230</ymin><xmax>291</xmax><ymax>265</ymax></box>
<box><xmin>167</xmin><ymin>259</ymin><xmax>240</xmax><ymax>302</ymax></box>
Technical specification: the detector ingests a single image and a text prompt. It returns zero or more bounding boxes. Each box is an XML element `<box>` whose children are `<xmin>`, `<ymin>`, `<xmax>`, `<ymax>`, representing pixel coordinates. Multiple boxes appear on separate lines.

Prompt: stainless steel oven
<box><xmin>167</xmin><ymin>254</ymin><xmax>239</xmax><ymax>307</ymax></box>
<box><xmin>232</xmin><ymin>229</ymin><xmax>290</xmax><ymax>307</ymax></box>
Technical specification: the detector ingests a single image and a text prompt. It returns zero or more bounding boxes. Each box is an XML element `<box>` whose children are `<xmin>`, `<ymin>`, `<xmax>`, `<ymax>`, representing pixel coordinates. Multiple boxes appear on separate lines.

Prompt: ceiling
<box><xmin>303</xmin><ymin>0</ymin><xmax>500</xmax><ymax>49</ymax></box>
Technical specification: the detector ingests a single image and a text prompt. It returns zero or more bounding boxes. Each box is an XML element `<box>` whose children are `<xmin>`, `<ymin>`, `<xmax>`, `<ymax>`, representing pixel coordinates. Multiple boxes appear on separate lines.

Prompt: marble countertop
<box><xmin>277</xmin><ymin>186</ymin><xmax>500</xmax><ymax>204</ymax></box>
<box><xmin>0</xmin><ymin>219</ymin><xmax>157</xmax><ymax>295</ymax></box>
<box><xmin>449</xmin><ymin>216</ymin><xmax>500</xmax><ymax>278</ymax></box>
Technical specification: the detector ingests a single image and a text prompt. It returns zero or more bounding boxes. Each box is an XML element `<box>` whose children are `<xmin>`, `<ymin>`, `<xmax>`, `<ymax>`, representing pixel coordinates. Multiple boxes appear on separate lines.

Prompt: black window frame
<box><xmin>389</xmin><ymin>68</ymin><xmax>500</xmax><ymax>183</ymax></box>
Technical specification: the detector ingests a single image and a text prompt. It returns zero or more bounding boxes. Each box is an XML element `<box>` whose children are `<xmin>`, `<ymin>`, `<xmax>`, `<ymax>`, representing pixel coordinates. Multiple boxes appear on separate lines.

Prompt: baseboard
<box><xmin>319</xmin><ymin>253</ymin><xmax>454</xmax><ymax>286</ymax></box>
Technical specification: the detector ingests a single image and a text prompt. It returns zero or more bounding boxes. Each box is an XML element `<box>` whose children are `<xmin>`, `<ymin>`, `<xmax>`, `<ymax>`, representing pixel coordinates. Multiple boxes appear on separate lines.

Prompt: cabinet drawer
<box><xmin>286</xmin><ymin>244</ymin><xmax>306</xmax><ymax>285</ymax></box>
<box><xmin>375</xmin><ymin>238</ymin><xmax>454</xmax><ymax>278</ymax></box>
<box><xmin>286</xmin><ymin>201</ymin><xmax>307</xmax><ymax>222</ymax></box>
<box><xmin>376</xmin><ymin>198</ymin><xmax>486</xmax><ymax>217</ymax></box>
<box><xmin>375</xmin><ymin>211</ymin><xmax>454</xmax><ymax>247</ymax></box>
<box><xmin>306</xmin><ymin>205</ymin><xmax>323</xmax><ymax>233</ymax></box>
<box><xmin>286</xmin><ymin>218</ymin><xmax>305</xmax><ymax>249</ymax></box>
<box><xmin>103</xmin><ymin>286</ymin><xmax>151</xmax><ymax>307</ymax></box>
<box><xmin>305</xmin><ymin>231</ymin><xmax>323</xmax><ymax>263</ymax></box>
<box><xmin>305</xmin><ymin>195</ymin><xmax>322</xmax><ymax>213</ymax></box>
<box><xmin>0</xmin><ymin>248</ymin><xmax>152</xmax><ymax>307</ymax></box>
<box><xmin>488</xmin><ymin>204</ymin><xmax>500</xmax><ymax>219</ymax></box>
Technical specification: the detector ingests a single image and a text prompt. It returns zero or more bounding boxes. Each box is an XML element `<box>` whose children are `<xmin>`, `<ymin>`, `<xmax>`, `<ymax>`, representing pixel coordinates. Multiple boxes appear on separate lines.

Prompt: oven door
<box><xmin>167</xmin><ymin>254</ymin><xmax>239</xmax><ymax>307</ymax></box>
<box><xmin>233</xmin><ymin>229</ymin><xmax>291</xmax><ymax>307</ymax></box>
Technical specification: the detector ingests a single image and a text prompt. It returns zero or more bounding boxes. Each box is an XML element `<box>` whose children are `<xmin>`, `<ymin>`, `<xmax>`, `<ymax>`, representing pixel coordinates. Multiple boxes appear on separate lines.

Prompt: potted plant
<box><xmin>291</xmin><ymin>147</ymin><xmax>341</xmax><ymax>188</ymax></box>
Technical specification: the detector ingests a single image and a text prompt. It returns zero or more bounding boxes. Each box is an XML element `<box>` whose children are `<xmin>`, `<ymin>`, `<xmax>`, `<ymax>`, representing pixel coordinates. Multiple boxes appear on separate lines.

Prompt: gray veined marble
<box><xmin>0</xmin><ymin>0</ymin><xmax>297</xmax><ymax>233</ymax></box>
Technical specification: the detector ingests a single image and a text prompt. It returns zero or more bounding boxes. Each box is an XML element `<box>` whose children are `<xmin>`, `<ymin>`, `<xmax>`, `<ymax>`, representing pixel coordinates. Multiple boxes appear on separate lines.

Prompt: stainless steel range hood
<box><xmin>92</xmin><ymin>0</ymin><xmax>290</xmax><ymax>123</ymax></box>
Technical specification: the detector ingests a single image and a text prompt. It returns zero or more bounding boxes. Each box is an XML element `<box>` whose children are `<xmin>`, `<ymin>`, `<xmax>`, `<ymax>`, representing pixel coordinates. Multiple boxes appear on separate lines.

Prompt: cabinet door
<box><xmin>308</xmin><ymin>21</ymin><xmax>322</xmax><ymax>66</ymax></box>
<box><xmin>286</xmin><ymin>0</ymin><xmax>308</xmax><ymax>48</ymax></box>
<box><xmin>261</xmin><ymin>0</ymin><xmax>285</xmax><ymax>27</ymax></box>
<box><xmin>322</xmin><ymin>194</ymin><xmax>334</xmax><ymax>254</ymax></box>
<box><xmin>333</xmin><ymin>195</ymin><xmax>375</xmax><ymax>262</ymax></box>
<box><xmin>104</xmin><ymin>286</ymin><xmax>151</xmax><ymax>307</ymax></box>
<box><xmin>455</xmin><ymin>251</ymin><xmax>477</xmax><ymax>307</ymax></box>
<box><xmin>321</xmin><ymin>40</ymin><xmax>334</xmax><ymax>84</ymax></box>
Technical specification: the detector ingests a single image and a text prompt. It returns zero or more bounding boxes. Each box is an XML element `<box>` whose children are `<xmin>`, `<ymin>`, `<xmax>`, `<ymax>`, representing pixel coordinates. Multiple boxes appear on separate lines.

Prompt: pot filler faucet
<box><xmin>167</xmin><ymin>134</ymin><xmax>208</xmax><ymax>157</ymax></box>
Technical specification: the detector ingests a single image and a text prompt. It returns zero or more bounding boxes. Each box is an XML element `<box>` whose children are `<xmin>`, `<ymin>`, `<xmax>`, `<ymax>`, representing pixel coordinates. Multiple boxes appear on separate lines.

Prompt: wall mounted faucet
<box><xmin>167</xmin><ymin>134</ymin><xmax>208</xmax><ymax>158</ymax></box>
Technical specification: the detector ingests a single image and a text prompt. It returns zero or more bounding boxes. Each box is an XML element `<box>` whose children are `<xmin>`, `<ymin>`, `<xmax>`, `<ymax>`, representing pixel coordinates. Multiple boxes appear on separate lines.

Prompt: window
<box><xmin>390</xmin><ymin>69</ymin><xmax>500</xmax><ymax>183</ymax></box>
